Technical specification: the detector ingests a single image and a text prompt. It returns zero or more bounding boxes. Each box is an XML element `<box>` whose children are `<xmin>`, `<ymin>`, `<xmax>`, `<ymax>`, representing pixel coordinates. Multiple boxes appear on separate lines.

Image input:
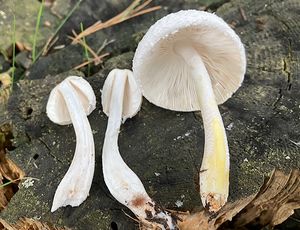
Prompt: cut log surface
<box><xmin>1</xmin><ymin>0</ymin><xmax>299</xmax><ymax>229</ymax></box>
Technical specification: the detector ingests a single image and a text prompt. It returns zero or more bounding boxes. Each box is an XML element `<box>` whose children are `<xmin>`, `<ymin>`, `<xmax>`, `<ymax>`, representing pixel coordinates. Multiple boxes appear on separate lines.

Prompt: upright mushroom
<box><xmin>47</xmin><ymin>76</ymin><xmax>96</xmax><ymax>212</ymax></box>
<box><xmin>102</xmin><ymin>69</ymin><xmax>177</xmax><ymax>229</ymax></box>
<box><xmin>133</xmin><ymin>10</ymin><xmax>246</xmax><ymax>212</ymax></box>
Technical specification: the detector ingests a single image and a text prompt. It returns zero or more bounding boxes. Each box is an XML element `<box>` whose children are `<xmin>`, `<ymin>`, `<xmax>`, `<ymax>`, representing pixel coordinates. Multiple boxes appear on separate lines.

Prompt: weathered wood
<box><xmin>0</xmin><ymin>0</ymin><xmax>299</xmax><ymax>229</ymax></box>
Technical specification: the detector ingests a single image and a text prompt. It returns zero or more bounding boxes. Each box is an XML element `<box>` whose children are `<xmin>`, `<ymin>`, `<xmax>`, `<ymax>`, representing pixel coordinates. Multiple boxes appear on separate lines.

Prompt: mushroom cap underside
<box><xmin>133</xmin><ymin>10</ymin><xmax>246</xmax><ymax>111</ymax></box>
<box><xmin>46</xmin><ymin>76</ymin><xmax>96</xmax><ymax>125</ymax></box>
<box><xmin>101</xmin><ymin>69</ymin><xmax>142</xmax><ymax>121</ymax></box>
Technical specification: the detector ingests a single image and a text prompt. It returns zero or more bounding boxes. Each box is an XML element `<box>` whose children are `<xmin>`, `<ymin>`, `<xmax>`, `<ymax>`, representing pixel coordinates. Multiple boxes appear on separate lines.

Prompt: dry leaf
<box><xmin>0</xmin><ymin>73</ymin><xmax>12</xmax><ymax>106</ymax></box>
<box><xmin>140</xmin><ymin>169</ymin><xmax>300</xmax><ymax>229</ymax></box>
<box><xmin>0</xmin><ymin>150</ymin><xmax>24</xmax><ymax>183</ymax></box>
<box><xmin>176</xmin><ymin>169</ymin><xmax>300</xmax><ymax>230</ymax></box>
<box><xmin>227</xmin><ymin>170</ymin><xmax>300</xmax><ymax>229</ymax></box>
<box><xmin>0</xmin><ymin>217</ymin><xmax>71</xmax><ymax>230</ymax></box>
<box><xmin>0</xmin><ymin>123</ymin><xmax>25</xmax><ymax>211</ymax></box>
<box><xmin>0</xmin><ymin>149</ymin><xmax>25</xmax><ymax>211</ymax></box>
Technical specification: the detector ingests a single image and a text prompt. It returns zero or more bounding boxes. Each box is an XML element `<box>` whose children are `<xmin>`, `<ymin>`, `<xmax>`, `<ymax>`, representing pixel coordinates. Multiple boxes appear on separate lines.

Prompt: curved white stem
<box><xmin>176</xmin><ymin>45</ymin><xmax>229</xmax><ymax>212</ymax></box>
<box><xmin>102</xmin><ymin>70</ymin><xmax>176</xmax><ymax>229</ymax></box>
<box><xmin>51</xmin><ymin>80</ymin><xmax>95</xmax><ymax>212</ymax></box>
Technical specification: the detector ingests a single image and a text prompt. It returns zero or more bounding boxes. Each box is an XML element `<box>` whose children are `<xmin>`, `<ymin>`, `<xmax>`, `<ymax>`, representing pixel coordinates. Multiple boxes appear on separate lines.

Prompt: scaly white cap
<box><xmin>133</xmin><ymin>10</ymin><xmax>246</xmax><ymax>111</ymax></box>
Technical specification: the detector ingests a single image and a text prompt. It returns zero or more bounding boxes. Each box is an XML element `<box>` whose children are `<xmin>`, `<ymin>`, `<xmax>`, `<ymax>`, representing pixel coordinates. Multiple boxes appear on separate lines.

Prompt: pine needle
<box><xmin>38</xmin><ymin>0</ymin><xmax>83</xmax><ymax>59</ymax></box>
<box><xmin>73</xmin><ymin>52</ymin><xmax>109</xmax><ymax>70</ymax></box>
<box><xmin>68</xmin><ymin>31</ymin><xmax>112</xmax><ymax>70</ymax></box>
<box><xmin>72</xmin><ymin>0</ymin><xmax>161</xmax><ymax>43</ymax></box>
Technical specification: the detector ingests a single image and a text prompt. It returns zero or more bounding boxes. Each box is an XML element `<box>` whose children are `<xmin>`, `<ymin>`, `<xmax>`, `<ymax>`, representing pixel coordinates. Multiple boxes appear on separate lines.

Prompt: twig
<box><xmin>70</xmin><ymin>31</ymin><xmax>98</xmax><ymax>60</ymax></box>
<box><xmin>128</xmin><ymin>6</ymin><xmax>161</xmax><ymax>18</ymax></box>
<box><xmin>69</xmin><ymin>31</ymin><xmax>113</xmax><ymax>69</ymax></box>
<box><xmin>72</xmin><ymin>0</ymin><xmax>161</xmax><ymax>43</ymax></box>
<box><xmin>52</xmin><ymin>45</ymin><xmax>65</xmax><ymax>50</ymax></box>
<box><xmin>73</xmin><ymin>52</ymin><xmax>109</xmax><ymax>70</ymax></box>
<box><xmin>96</xmin><ymin>39</ymin><xmax>115</xmax><ymax>55</ymax></box>
<box><xmin>132</xmin><ymin>0</ymin><xmax>152</xmax><ymax>14</ymax></box>
<box><xmin>239</xmin><ymin>6</ymin><xmax>247</xmax><ymax>21</ymax></box>
<box><xmin>290</xmin><ymin>140</ymin><xmax>300</xmax><ymax>147</ymax></box>
<box><xmin>42</xmin><ymin>36</ymin><xmax>59</xmax><ymax>56</ymax></box>
<box><xmin>122</xmin><ymin>209</ymin><xmax>140</xmax><ymax>223</ymax></box>
<box><xmin>0</xmin><ymin>176</ymin><xmax>39</xmax><ymax>189</ymax></box>
<box><xmin>0</xmin><ymin>179</ymin><xmax>21</xmax><ymax>189</ymax></box>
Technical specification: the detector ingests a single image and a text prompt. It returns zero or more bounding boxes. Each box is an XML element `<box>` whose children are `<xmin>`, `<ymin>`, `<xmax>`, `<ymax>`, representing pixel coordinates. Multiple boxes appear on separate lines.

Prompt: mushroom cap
<box><xmin>46</xmin><ymin>76</ymin><xmax>96</xmax><ymax>125</ymax></box>
<box><xmin>133</xmin><ymin>10</ymin><xmax>246</xmax><ymax>111</ymax></box>
<box><xmin>101</xmin><ymin>69</ymin><xmax>142</xmax><ymax>122</ymax></box>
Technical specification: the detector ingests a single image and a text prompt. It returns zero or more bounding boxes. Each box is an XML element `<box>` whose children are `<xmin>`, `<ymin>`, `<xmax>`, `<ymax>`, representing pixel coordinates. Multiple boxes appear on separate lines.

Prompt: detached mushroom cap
<box><xmin>47</xmin><ymin>76</ymin><xmax>96</xmax><ymax>125</ymax></box>
<box><xmin>102</xmin><ymin>69</ymin><xmax>142</xmax><ymax>122</ymax></box>
<box><xmin>133</xmin><ymin>10</ymin><xmax>246</xmax><ymax>111</ymax></box>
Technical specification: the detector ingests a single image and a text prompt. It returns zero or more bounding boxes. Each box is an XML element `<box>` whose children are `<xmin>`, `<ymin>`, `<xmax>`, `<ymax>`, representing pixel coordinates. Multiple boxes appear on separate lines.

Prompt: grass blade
<box><xmin>32</xmin><ymin>0</ymin><xmax>45</xmax><ymax>63</ymax></box>
<box><xmin>80</xmin><ymin>22</ymin><xmax>90</xmax><ymax>77</ymax></box>
<box><xmin>37</xmin><ymin>0</ymin><xmax>83</xmax><ymax>60</ymax></box>
<box><xmin>11</xmin><ymin>14</ymin><xmax>16</xmax><ymax>87</ymax></box>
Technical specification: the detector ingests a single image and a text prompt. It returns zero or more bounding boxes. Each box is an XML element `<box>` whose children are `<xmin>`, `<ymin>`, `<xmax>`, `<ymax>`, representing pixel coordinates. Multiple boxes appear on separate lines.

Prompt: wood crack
<box><xmin>283</xmin><ymin>39</ymin><xmax>293</xmax><ymax>91</ymax></box>
<box><xmin>272</xmin><ymin>39</ymin><xmax>293</xmax><ymax>110</ymax></box>
<box><xmin>38</xmin><ymin>138</ymin><xmax>63</xmax><ymax>164</ymax></box>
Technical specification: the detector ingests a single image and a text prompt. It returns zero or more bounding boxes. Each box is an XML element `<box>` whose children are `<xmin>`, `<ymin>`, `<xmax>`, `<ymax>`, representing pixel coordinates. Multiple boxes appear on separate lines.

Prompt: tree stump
<box><xmin>1</xmin><ymin>0</ymin><xmax>299</xmax><ymax>229</ymax></box>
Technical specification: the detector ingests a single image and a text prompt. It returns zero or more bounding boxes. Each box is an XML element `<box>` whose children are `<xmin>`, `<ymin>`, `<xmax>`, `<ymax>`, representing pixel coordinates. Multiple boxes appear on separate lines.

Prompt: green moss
<box><xmin>79</xmin><ymin>210</ymin><xmax>112</xmax><ymax>229</ymax></box>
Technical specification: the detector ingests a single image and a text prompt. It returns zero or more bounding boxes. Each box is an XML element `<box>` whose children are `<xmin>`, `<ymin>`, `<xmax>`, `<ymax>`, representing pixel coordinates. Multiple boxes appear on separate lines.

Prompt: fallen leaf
<box><xmin>0</xmin><ymin>73</ymin><xmax>12</xmax><ymax>107</ymax></box>
<box><xmin>0</xmin><ymin>123</ymin><xmax>24</xmax><ymax>211</ymax></box>
<box><xmin>177</xmin><ymin>169</ymin><xmax>300</xmax><ymax>230</ymax></box>
<box><xmin>0</xmin><ymin>149</ymin><xmax>25</xmax><ymax>211</ymax></box>
<box><xmin>139</xmin><ymin>169</ymin><xmax>300</xmax><ymax>229</ymax></box>
<box><xmin>0</xmin><ymin>217</ymin><xmax>70</xmax><ymax>230</ymax></box>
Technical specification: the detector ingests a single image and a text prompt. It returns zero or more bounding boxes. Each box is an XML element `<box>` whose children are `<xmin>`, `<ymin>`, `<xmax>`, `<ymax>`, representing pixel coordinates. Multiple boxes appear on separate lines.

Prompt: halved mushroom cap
<box><xmin>133</xmin><ymin>10</ymin><xmax>246</xmax><ymax>111</ymax></box>
<box><xmin>47</xmin><ymin>76</ymin><xmax>96</xmax><ymax>125</ymax></box>
<box><xmin>101</xmin><ymin>69</ymin><xmax>142</xmax><ymax>122</ymax></box>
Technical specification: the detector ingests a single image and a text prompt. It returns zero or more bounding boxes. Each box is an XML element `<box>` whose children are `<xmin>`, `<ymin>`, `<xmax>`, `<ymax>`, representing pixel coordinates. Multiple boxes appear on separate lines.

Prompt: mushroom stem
<box><xmin>176</xmin><ymin>45</ymin><xmax>229</xmax><ymax>212</ymax></box>
<box><xmin>51</xmin><ymin>80</ymin><xmax>95</xmax><ymax>212</ymax></box>
<box><xmin>102</xmin><ymin>71</ymin><xmax>176</xmax><ymax>229</ymax></box>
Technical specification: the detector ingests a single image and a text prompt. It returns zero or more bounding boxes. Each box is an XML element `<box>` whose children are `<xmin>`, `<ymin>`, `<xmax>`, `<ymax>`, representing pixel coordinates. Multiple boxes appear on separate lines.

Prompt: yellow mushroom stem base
<box><xmin>199</xmin><ymin>117</ymin><xmax>229</xmax><ymax>212</ymax></box>
<box><xmin>175</xmin><ymin>44</ymin><xmax>230</xmax><ymax>212</ymax></box>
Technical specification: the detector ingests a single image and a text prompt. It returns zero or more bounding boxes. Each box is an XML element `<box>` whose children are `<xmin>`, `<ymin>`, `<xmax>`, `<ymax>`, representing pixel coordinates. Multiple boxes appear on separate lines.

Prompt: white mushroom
<box><xmin>46</xmin><ymin>76</ymin><xmax>96</xmax><ymax>212</ymax></box>
<box><xmin>102</xmin><ymin>69</ymin><xmax>177</xmax><ymax>229</ymax></box>
<box><xmin>133</xmin><ymin>10</ymin><xmax>246</xmax><ymax>212</ymax></box>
